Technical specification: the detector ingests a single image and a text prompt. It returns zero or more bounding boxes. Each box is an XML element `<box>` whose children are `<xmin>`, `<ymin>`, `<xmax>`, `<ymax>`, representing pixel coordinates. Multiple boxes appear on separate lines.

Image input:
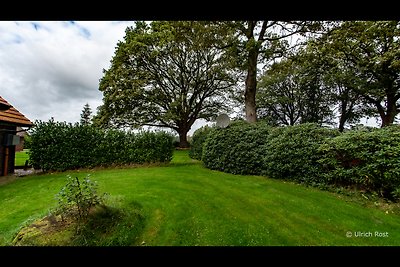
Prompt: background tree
<box><xmin>221</xmin><ymin>21</ymin><xmax>322</xmax><ymax>123</ymax></box>
<box><xmin>257</xmin><ymin>49</ymin><xmax>335</xmax><ymax>126</ymax></box>
<box><xmin>257</xmin><ymin>58</ymin><xmax>304</xmax><ymax>126</ymax></box>
<box><xmin>311</xmin><ymin>37</ymin><xmax>365</xmax><ymax>131</ymax></box>
<box><xmin>325</xmin><ymin>21</ymin><xmax>400</xmax><ymax>127</ymax></box>
<box><xmin>258</xmin><ymin>20</ymin><xmax>400</xmax><ymax>132</ymax></box>
<box><xmin>93</xmin><ymin>21</ymin><xmax>238</xmax><ymax>148</ymax></box>
<box><xmin>293</xmin><ymin>47</ymin><xmax>335</xmax><ymax>125</ymax></box>
<box><xmin>80</xmin><ymin>103</ymin><xmax>92</xmax><ymax>126</ymax></box>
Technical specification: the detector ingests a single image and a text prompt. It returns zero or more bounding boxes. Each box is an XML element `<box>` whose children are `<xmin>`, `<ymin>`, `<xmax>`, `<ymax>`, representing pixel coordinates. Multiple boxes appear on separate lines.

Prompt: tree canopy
<box><xmin>220</xmin><ymin>21</ymin><xmax>322</xmax><ymax>122</ymax></box>
<box><xmin>324</xmin><ymin>21</ymin><xmax>400</xmax><ymax>127</ymax></box>
<box><xmin>94</xmin><ymin>20</ymin><xmax>400</xmax><ymax>139</ymax></box>
<box><xmin>257</xmin><ymin>50</ymin><xmax>334</xmax><ymax>127</ymax></box>
<box><xmin>257</xmin><ymin>21</ymin><xmax>400</xmax><ymax>129</ymax></box>
<box><xmin>93</xmin><ymin>21</ymin><xmax>238</xmax><ymax>147</ymax></box>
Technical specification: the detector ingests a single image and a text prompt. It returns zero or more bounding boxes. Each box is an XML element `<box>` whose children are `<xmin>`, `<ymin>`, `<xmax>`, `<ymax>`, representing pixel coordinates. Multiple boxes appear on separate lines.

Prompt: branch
<box><xmin>141</xmin><ymin>123</ymin><xmax>178</xmax><ymax>131</ymax></box>
<box><xmin>257</xmin><ymin>21</ymin><xmax>269</xmax><ymax>42</ymax></box>
<box><xmin>363</xmin><ymin>94</ymin><xmax>386</xmax><ymax>117</ymax></box>
<box><xmin>245</xmin><ymin>21</ymin><xmax>256</xmax><ymax>39</ymax></box>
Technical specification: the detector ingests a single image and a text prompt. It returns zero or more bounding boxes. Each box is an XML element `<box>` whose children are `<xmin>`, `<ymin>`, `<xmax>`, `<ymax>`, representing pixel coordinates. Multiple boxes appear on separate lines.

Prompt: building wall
<box><xmin>0</xmin><ymin>124</ymin><xmax>17</xmax><ymax>176</ymax></box>
<box><xmin>15</xmin><ymin>136</ymin><xmax>24</xmax><ymax>152</ymax></box>
<box><xmin>16</xmin><ymin>127</ymin><xmax>26</xmax><ymax>152</ymax></box>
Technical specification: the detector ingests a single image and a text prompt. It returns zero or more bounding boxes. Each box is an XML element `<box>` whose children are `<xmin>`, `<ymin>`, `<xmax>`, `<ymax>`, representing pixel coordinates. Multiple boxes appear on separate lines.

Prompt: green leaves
<box><xmin>317</xmin><ymin>125</ymin><xmax>400</xmax><ymax>199</ymax></box>
<box><xmin>95</xmin><ymin>21</ymin><xmax>238</xmax><ymax>142</ymax></box>
<box><xmin>29</xmin><ymin>119</ymin><xmax>175</xmax><ymax>172</ymax></box>
<box><xmin>80</xmin><ymin>103</ymin><xmax>92</xmax><ymax>126</ymax></box>
<box><xmin>201</xmin><ymin>121</ymin><xmax>400</xmax><ymax>200</ymax></box>
<box><xmin>201</xmin><ymin>122</ymin><xmax>339</xmax><ymax>181</ymax></box>
<box><xmin>188</xmin><ymin>125</ymin><xmax>214</xmax><ymax>160</ymax></box>
<box><xmin>323</xmin><ymin>21</ymin><xmax>400</xmax><ymax>126</ymax></box>
<box><xmin>257</xmin><ymin>48</ymin><xmax>336</xmax><ymax>127</ymax></box>
<box><xmin>54</xmin><ymin>174</ymin><xmax>105</xmax><ymax>230</ymax></box>
<box><xmin>202</xmin><ymin>121</ymin><xmax>272</xmax><ymax>175</ymax></box>
<box><xmin>263</xmin><ymin>123</ymin><xmax>339</xmax><ymax>183</ymax></box>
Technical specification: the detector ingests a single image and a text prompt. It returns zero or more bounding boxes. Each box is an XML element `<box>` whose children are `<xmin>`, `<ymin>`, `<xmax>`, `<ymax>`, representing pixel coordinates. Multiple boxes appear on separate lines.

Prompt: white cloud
<box><xmin>0</xmin><ymin>21</ymin><xmax>133</xmax><ymax>124</ymax></box>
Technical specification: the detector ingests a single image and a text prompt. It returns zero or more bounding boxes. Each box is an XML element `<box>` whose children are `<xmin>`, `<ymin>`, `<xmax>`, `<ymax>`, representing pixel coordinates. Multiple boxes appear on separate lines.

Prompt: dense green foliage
<box><xmin>188</xmin><ymin>125</ymin><xmax>213</xmax><ymax>160</ymax></box>
<box><xmin>216</xmin><ymin>21</ymin><xmax>319</xmax><ymax>122</ymax></box>
<box><xmin>23</xmin><ymin>134</ymin><xmax>32</xmax><ymax>149</ymax></box>
<box><xmin>255</xmin><ymin>21</ymin><xmax>400</xmax><ymax>129</ymax></box>
<box><xmin>318</xmin><ymin>125</ymin><xmax>400</xmax><ymax>200</ymax></box>
<box><xmin>202</xmin><ymin>121</ymin><xmax>400</xmax><ymax>200</ymax></box>
<box><xmin>323</xmin><ymin>21</ymin><xmax>400</xmax><ymax>127</ymax></box>
<box><xmin>257</xmin><ymin>53</ymin><xmax>335</xmax><ymax>126</ymax></box>
<box><xmin>29</xmin><ymin>119</ymin><xmax>175</xmax><ymax>171</ymax></box>
<box><xmin>263</xmin><ymin>123</ymin><xmax>339</xmax><ymax>183</ymax></box>
<box><xmin>202</xmin><ymin>122</ymin><xmax>338</xmax><ymax>180</ymax></box>
<box><xmin>202</xmin><ymin>121</ymin><xmax>272</xmax><ymax>175</ymax></box>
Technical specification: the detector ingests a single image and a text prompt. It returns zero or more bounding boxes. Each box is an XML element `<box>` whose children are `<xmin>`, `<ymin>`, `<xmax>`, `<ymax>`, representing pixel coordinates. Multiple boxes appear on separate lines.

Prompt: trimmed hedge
<box><xmin>202</xmin><ymin>122</ymin><xmax>337</xmax><ymax>180</ymax></box>
<box><xmin>29</xmin><ymin>119</ymin><xmax>175</xmax><ymax>171</ymax></box>
<box><xmin>202</xmin><ymin>121</ymin><xmax>272</xmax><ymax>175</ymax></box>
<box><xmin>201</xmin><ymin>121</ymin><xmax>400</xmax><ymax>201</ymax></box>
<box><xmin>263</xmin><ymin>123</ymin><xmax>339</xmax><ymax>184</ymax></box>
<box><xmin>318</xmin><ymin>125</ymin><xmax>400</xmax><ymax>199</ymax></box>
<box><xmin>189</xmin><ymin>125</ymin><xmax>214</xmax><ymax>160</ymax></box>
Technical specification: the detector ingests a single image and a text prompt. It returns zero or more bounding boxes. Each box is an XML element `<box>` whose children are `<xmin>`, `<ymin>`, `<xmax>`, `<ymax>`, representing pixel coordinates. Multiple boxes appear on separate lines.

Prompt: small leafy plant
<box><xmin>54</xmin><ymin>174</ymin><xmax>106</xmax><ymax>232</ymax></box>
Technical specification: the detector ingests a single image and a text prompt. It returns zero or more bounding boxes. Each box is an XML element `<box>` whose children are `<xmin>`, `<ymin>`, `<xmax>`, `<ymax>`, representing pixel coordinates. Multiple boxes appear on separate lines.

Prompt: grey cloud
<box><xmin>0</xmin><ymin>21</ymin><xmax>133</xmax><ymax>124</ymax></box>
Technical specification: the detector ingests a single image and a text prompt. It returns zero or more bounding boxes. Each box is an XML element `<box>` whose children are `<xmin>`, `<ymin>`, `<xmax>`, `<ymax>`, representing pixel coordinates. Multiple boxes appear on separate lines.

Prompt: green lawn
<box><xmin>14</xmin><ymin>149</ymin><xmax>29</xmax><ymax>167</ymax></box>
<box><xmin>1</xmin><ymin>150</ymin><xmax>399</xmax><ymax>246</ymax></box>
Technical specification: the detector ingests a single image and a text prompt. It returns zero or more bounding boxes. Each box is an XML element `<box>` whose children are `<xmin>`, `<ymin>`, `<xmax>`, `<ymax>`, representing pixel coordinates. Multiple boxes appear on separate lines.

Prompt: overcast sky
<box><xmin>0</xmin><ymin>21</ymin><xmax>131</xmax><ymax>124</ymax></box>
<box><xmin>0</xmin><ymin>21</ymin><xmax>210</xmax><ymax>135</ymax></box>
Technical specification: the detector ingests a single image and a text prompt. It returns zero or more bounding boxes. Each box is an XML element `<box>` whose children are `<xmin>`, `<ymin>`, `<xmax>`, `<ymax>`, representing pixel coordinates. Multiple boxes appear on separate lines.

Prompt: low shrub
<box><xmin>54</xmin><ymin>174</ymin><xmax>106</xmax><ymax>232</ymax></box>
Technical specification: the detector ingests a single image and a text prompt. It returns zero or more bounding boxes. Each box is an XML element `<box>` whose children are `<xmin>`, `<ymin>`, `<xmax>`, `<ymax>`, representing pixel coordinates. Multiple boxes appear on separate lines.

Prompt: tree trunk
<box><xmin>381</xmin><ymin>112</ymin><xmax>397</xmax><ymax>127</ymax></box>
<box><xmin>338</xmin><ymin>99</ymin><xmax>348</xmax><ymax>132</ymax></box>
<box><xmin>338</xmin><ymin>116</ymin><xmax>346</xmax><ymax>132</ymax></box>
<box><xmin>178</xmin><ymin>128</ymin><xmax>190</xmax><ymax>148</ymax></box>
<box><xmin>379</xmin><ymin>95</ymin><xmax>397</xmax><ymax>127</ymax></box>
<box><xmin>245</xmin><ymin>49</ymin><xmax>258</xmax><ymax>123</ymax></box>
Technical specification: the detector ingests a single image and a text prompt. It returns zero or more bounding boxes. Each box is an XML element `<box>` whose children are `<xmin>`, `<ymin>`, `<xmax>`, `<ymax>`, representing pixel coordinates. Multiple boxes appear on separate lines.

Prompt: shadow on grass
<box><xmin>168</xmin><ymin>161</ymin><xmax>201</xmax><ymax>168</ymax></box>
<box><xmin>13</xmin><ymin>201</ymin><xmax>146</xmax><ymax>246</ymax></box>
<box><xmin>71</xmin><ymin>201</ymin><xmax>146</xmax><ymax>246</ymax></box>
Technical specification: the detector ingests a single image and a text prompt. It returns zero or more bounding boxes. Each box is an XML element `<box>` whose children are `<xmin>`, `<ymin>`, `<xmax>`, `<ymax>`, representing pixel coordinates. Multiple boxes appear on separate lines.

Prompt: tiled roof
<box><xmin>0</xmin><ymin>96</ymin><xmax>33</xmax><ymax>127</ymax></box>
<box><xmin>0</xmin><ymin>96</ymin><xmax>11</xmax><ymax>110</ymax></box>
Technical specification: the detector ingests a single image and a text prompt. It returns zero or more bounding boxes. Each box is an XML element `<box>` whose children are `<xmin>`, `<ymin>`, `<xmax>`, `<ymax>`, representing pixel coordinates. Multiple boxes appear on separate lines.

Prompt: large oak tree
<box><xmin>94</xmin><ymin>21</ymin><xmax>238</xmax><ymax>147</ymax></box>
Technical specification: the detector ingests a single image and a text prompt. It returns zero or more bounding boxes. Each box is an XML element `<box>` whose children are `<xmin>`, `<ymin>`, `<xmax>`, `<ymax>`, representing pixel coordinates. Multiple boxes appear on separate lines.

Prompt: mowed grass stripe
<box><xmin>0</xmin><ymin>150</ymin><xmax>399</xmax><ymax>246</ymax></box>
<box><xmin>14</xmin><ymin>150</ymin><xmax>29</xmax><ymax>167</ymax></box>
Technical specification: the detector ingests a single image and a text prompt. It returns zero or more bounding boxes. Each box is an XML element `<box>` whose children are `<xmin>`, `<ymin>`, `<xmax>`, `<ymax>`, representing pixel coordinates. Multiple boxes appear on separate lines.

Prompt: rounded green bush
<box><xmin>263</xmin><ymin>123</ymin><xmax>339</xmax><ymax>184</ymax></box>
<box><xmin>189</xmin><ymin>125</ymin><xmax>214</xmax><ymax>160</ymax></box>
<box><xmin>317</xmin><ymin>125</ymin><xmax>400</xmax><ymax>199</ymax></box>
<box><xmin>202</xmin><ymin>121</ymin><xmax>272</xmax><ymax>175</ymax></box>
